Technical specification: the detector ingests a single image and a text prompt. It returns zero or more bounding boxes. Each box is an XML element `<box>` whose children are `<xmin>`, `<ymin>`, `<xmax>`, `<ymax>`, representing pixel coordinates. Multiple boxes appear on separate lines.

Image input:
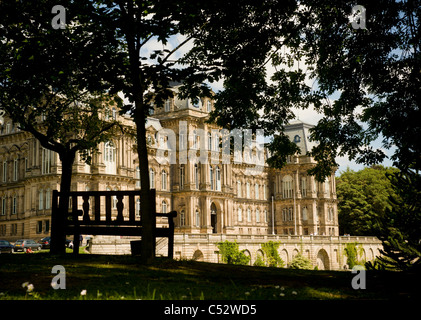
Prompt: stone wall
<box><xmin>89</xmin><ymin>234</ymin><xmax>383</xmax><ymax>270</ymax></box>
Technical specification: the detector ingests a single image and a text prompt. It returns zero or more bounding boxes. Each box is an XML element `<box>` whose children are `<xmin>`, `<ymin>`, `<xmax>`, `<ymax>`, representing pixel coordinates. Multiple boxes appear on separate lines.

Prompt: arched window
<box><xmin>247</xmin><ymin>208</ymin><xmax>251</xmax><ymax>222</ymax></box>
<box><xmin>256</xmin><ymin>208</ymin><xmax>260</xmax><ymax>222</ymax></box>
<box><xmin>161</xmin><ymin>170</ymin><xmax>167</xmax><ymax>190</ymax></box>
<box><xmin>255</xmin><ymin>183</ymin><xmax>259</xmax><ymax>200</ymax></box>
<box><xmin>246</xmin><ymin>182</ymin><xmax>250</xmax><ymax>198</ymax></box>
<box><xmin>162</xmin><ymin>200</ymin><xmax>167</xmax><ymax>214</ymax></box>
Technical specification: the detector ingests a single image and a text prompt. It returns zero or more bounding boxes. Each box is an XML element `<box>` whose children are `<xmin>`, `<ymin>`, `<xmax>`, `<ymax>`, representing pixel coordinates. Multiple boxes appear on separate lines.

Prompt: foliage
<box><xmin>253</xmin><ymin>254</ymin><xmax>266</xmax><ymax>267</ymax></box>
<box><xmin>344</xmin><ymin>243</ymin><xmax>365</xmax><ymax>269</ymax></box>
<box><xmin>289</xmin><ymin>254</ymin><xmax>313</xmax><ymax>270</ymax></box>
<box><xmin>217</xmin><ymin>241</ymin><xmax>250</xmax><ymax>266</ymax></box>
<box><xmin>261</xmin><ymin>241</ymin><xmax>284</xmax><ymax>268</ymax></box>
<box><xmin>372</xmin><ymin>169</ymin><xmax>421</xmax><ymax>271</ymax></box>
<box><xmin>293</xmin><ymin>0</ymin><xmax>421</xmax><ymax>179</ymax></box>
<box><xmin>336</xmin><ymin>166</ymin><xmax>399</xmax><ymax>235</ymax></box>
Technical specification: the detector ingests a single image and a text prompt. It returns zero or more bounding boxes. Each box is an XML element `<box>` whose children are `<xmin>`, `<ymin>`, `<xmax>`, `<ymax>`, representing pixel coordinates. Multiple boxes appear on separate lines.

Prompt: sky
<box><xmin>136</xmin><ymin>34</ymin><xmax>397</xmax><ymax>176</ymax></box>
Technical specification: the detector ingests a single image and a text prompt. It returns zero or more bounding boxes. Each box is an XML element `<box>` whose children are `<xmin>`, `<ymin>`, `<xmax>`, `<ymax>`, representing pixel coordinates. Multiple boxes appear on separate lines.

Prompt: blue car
<box><xmin>0</xmin><ymin>240</ymin><xmax>13</xmax><ymax>254</ymax></box>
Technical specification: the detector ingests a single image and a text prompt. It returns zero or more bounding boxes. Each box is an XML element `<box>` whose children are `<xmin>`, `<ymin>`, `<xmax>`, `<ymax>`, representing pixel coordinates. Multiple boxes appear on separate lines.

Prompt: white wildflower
<box><xmin>280</xmin><ymin>293</ymin><xmax>285</xmax><ymax>297</ymax></box>
<box><xmin>292</xmin><ymin>291</ymin><xmax>297</xmax><ymax>295</ymax></box>
<box><xmin>27</xmin><ymin>284</ymin><xmax>34</xmax><ymax>292</ymax></box>
<box><xmin>22</xmin><ymin>282</ymin><xmax>29</xmax><ymax>288</ymax></box>
<box><xmin>245</xmin><ymin>292</ymin><xmax>250</xmax><ymax>296</ymax></box>
<box><xmin>80</xmin><ymin>289</ymin><xmax>87</xmax><ymax>296</ymax></box>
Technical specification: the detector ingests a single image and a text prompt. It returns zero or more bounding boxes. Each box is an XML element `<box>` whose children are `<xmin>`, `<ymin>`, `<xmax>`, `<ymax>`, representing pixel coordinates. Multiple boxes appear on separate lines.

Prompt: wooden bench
<box><xmin>51</xmin><ymin>189</ymin><xmax>176</xmax><ymax>258</ymax></box>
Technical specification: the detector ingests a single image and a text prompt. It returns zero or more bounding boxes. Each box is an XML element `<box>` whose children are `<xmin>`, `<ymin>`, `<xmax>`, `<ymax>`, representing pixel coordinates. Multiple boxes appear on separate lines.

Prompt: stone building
<box><xmin>0</xmin><ymin>87</ymin><xmax>380</xmax><ymax>270</ymax></box>
<box><xmin>0</xmin><ymin>88</ymin><xmax>338</xmax><ymax>242</ymax></box>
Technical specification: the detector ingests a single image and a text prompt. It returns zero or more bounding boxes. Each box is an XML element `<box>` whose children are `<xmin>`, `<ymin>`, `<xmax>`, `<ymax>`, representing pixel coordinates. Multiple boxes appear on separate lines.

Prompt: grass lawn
<box><xmin>0</xmin><ymin>252</ymin><xmax>419</xmax><ymax>300</ymax></box>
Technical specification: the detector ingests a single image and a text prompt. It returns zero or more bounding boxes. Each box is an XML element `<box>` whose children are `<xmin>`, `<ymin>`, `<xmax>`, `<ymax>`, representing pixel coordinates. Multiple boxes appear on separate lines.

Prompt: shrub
<box><xmin>289</xmin><ymin>254</ymin><xmax>313</xmax><ymax>270</ymax></box>
<box><xmin>261</xmin><ymin>241</ymin><xmax>284</xmax><ymax>268</ymax></box>
<box><xmin>217</xmin><ymin>241</ymin><xmax>250</xmax><ymax>265</ymax></box>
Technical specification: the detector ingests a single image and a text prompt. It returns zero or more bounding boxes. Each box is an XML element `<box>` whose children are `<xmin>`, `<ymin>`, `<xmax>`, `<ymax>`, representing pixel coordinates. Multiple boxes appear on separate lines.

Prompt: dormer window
<box><xmin>206</xmin><ymin>101</ymin><xmax>212</xmax><ymax>112</ymax></box>
<box><xmin>164</xmin><ymin>100</ymin><xmax>171</xmax><ymax>112</ymax></box>
<box><xmin>294</xmin><ymin>135</ymin><xmax>301</xmax><ymax>143</ymax></box>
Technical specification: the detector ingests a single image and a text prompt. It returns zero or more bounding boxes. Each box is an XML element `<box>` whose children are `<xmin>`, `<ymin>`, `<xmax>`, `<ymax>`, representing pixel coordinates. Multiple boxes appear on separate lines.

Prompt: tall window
<box><xmin>12</xmin><ymin>196</ymin><xmax>17</xmax><ymax>215</ymax></box>
<box><xmin>162</xmin><ymin>200</ymin><xmax>167</xmax><ymax>214</ymax></box>
<box><xmin>195</xmin><ymin>210</ymin><xmax>200</xmax><ymax>227</ymax></box>
<box><xmin>195</xmin><ymin>164</ymin><xmax>199</xmax><ymax>189</ymax></box>
<box><xmin>282</xmin><ymin>176</ymin><xmax>293</xmax><ymax>199</ymax></box>
<box><xmin>302</xmin><ymin>206</ymin><xmax>308</xmax><ymax>221</ymax></box>
<box><xmin>3</xmin><ymin>161</ymin><xmax>7</xmax><ymax>182</ymax></box>
<box><xmin>164</xmin><ymin>99</ymin><xmax>171</xmax><ymax>112</ymax></box>
<box><xmin>325</xmin><ymin>178</ymin><xmax>330</xmax><ymax>196</ymax></box>
<box><xmin>256</xmin><ymin>208</ymin><xmax>260</xmax><ymax>222</ymax></box>
<box><xmin>238</xmin><ymin>207</ymin><xmax>243</xmax><ymax>222</ymax></box>
<box><xmin>328</xmin><ymin>207</ymin><xmax>334</xmax><ymax>221</ymax></box>
<box><xmin>13</xmin><ymin>159</ymin><xmax>18</xmax><ymax>181</ymax></box>
<box><xmin>208</xmin><ymin>132</ymin><xmax>212</xmax><ymax>150</ymax></box>
<box><xmin>180</xmin><ymin>210</ymin><xmax>185</xmax><ymax>226</ymax></box>
<box><xmin>41</xmin><ymin>148</ymin><xmax>52</xmax><ymax>174</ymax></box>
<box><xmin>135</xmin><ymin>166</ymin><xmax>141</xmax><ymax>188</ymax></box>
<box><xmin>104</xmin><ymin>141</ymin><xmax>116</xmax><ymax>174</ymax></box>
<box><xmin>161</xmin><ymin>170</ymin><xmax>167</xmax><ymax>190</ymax></box>
<box><xmin>180</xmin><ymin>165</ymin><xmax>184</xmax><ymax>190</ymax></box>
<box><xmin>263</xmin><ymin>184</ymin><xmax>267</xmax><ymax>200</ymax></box>
<box><xmin>282</xmin><ymin>207</ymin><xmax>293</xmax><ymax>221</ymax></box>
<box><xmin>210</xmin><ymin>166</ymin><xmax>214</xmax><ymax>190</ymax></box>
<box><xmin>216</xmin><ymin>167</ymin><xmax>221</xmax><ymax>191</ymax></box>
<box><xmin>255</xmin><ymin>183</ymin><xmax>259</xmax><ymax>200</ymax></box>
<box><xmin>39</xmin><ymin>190</ymin><xmax>44</xmax><ymax>210</ymax></box>
<box><xmin>45</xmin><ymin>189</ymin><xmax>51</xmax><ymax>210</ymax></box>
<box><xmin>207</xmin><ymin>100</ymin><xmax>212</xmax><ymax>112</ymax></box>
<box><xmin>149</xmin><ymin>168</ymin><xmax>155</xmax><ymax>188</ymax></box>
<box><xmin>136</xmin><ymin>198</ymin><xmax>141</xmax><ymax>217</ymax></box>
<box><xmin>247</xmin><ymin>208</ymin><xmax>251</xmax><ymax>222</ymax></box>
<box><xmin>1</xmin><ymin>197</ymin><xmax>6</xmax><ymax>215</ymax></box>
<box><xmin>301</xmin><ymin>177</ymin><xmax>307</xmax><ymax>197</ymax></box>
<box><xmin>237</xmin><ymin>181</ymin><xmax>242</xmax><ymax>197</ymax></box>
<box><xmin>246</xmin><ymin>182</ymin><xmax>250</xmax><ymax>198</ymax></box>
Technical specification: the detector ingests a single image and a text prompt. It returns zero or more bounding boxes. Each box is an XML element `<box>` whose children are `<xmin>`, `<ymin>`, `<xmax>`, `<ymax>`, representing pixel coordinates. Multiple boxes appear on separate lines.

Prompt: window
<box><xmin>136</xmin><ymin>198</ymin><xmax>141</xmax><ymax>217</ymax></box>
<box><xmin>13</xmin><ymin>159</ymin><xmax>18</xmax><ymax>181</ymax></box>
<box><xmin>37</xmin><ymin>221</ymin><xmax>43</xmax><ymax>234</ymax></box>
<box><xmin>195</xmin><ymin>164</ymin><xmax>199</xmax><ymax>189</ymax></box>
<box><xmin>1</xmin><ymin>197</ymin><xmax>6</xmax><ymax>215</ymax></box>
<box><xmin>256</xmin><ymin>208</ymin><xmax>260</xmax><ymax>222</ymax></box>
<box><xmin>216</xmin><ymin>167</ymin><xmax>221</xmax><ymax>191</ymax></box>
<box><xmin>104</xmin><ymin>141</ymin><xmax>116</xmax><ymax>174</ymax></box>
<box><xmin>282</xmin><ymin>176</ymin><xmax>293</xmax><ymax>199</ymax></box>
<box><xmin>112</xmin><ymin>108</ymin><xmax>117</xmax><ymax>120</ymax></box>
<box><xmin>246</xmin><ymin>182</ymin><xmax>250</xmax><ymax>198</ymax></box>
<box><xmin>263</xmin><ymin>184</ymin><xmax>267</xmax><ymax>200</ymax></box>
<box><xmin>325</xmin><ymin>178</ymin><xmax>330</xmax><ymax>195</ymax></box>
<box><xmin>237</xmin><ymin>181</ymin><xmax>242</xmax><ymax>197</ymax></box>
<box><xmin>180</xmin><ymin>210</ymin><xmax>185</xmax><ymax>227</ymax></box>
<box><xmin>282</xmin><ymin>207</ymin><xmax>293</xmax><ymax>221</ymax></box>
<box><xmin>112</xmin><ymin>188</ymin><xmax>118</xmax><ymax>209</ymax></box>
<box><xmin>12</xmin><ymin>196</ymin><xmax>17</xmax><ymax>215</ymax></box>
<box><xmin>149</xmin><ymin>168</ymin><xmax>155</xmax><ymax>188</ymax></box>
<box><xmin>264</xmin><ymin>209</ymin><xmax>268</xmax><ymax>223</ymax></box>
<box><xmin>41</xmin><ymin>148</ymin><xmax>52</xmax><ymax>174</ymax></box>
<box><xmin>207</xmin><ymin>101</ymin><xmax>212</xmax><ymax>112</ymax></box>
<box><xmin>164</xmin><ymin>99</ymin><xmax>171</xmax><ymax>112</ymax></box>
<box><xmin>255</xmin><ymin>183</ymin><xmax>259</xmax><ymax>200</ymax></box>
<box><xmin>180</xmin><ymin>165</ymin><xmax>184</xmax><ymax>190</ymax></box>
<box><xmin>39</xmin><ymin>190</ymin><xmax>44</xmax><ymax>210</ymax></box>
<box><xmin>328</xmin><ymin>207</ymin><xmax>334</xmax><ymax>221</ymax></box>
<box><xmin>294</xmin><ymin>135</ymin><xmax>301</xmax><ymax>143</ymax></box>
<box><xmin>247</xmin><ymin>208</ymin><xmax>251</xmax><ymax>222</ymax></box>
<box><xmin>238</xmin><ymin>207</ymin><xmax>243</xmax><ymax>222</ymax></box>
<box><xmin>301</xmin><ymin>177</ymin><xmax>307</xmax><ymax>197</ymax></box>
<box><xmin>195</xmin><ymin>210</ymin><xmax>200</xmax><ymax>227</ymax></box>
<box><xmin>208</xmin><ymin>132</ymin><xmax>212</xmax><ymax>150</ymax></box>
<box><xmin>162</xmin><ymin>201</ymin><xmax>167</xmax><ymax>214</ymax></box>
<box><xmin>193</xmin><ymin>130</ymin><xmax>198</xmax><ymax>149</ymax></box>
<box><xmin>136</xmin><ymin>166</ymin><xmax>140</xmax><ymax>188</ymax></box>
<box><xmin>2</xmin><ymin>161</ymin><xmax>7</xmax><ymax>182</ymax></box>
<box><xmin>210</xmin><ymin>166</ymin><xmax>214</xmax><ymax>190</ymax></box>
<box><xmin>161</xmin><ymin>170</ymin><xmax>167</xmax><ymax>190</ymax></box>
<box><xmin>302</xmin><ymin>206</ymin><xmax>308</xmax><ymax>221</ymax></box>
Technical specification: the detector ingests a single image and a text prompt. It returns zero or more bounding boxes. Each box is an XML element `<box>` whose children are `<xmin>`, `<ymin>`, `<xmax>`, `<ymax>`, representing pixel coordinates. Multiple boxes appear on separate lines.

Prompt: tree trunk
<box><xmin>50</xmin><ymin>151</ymin><xmax>75</xmax><ymax>255</ymax></box>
